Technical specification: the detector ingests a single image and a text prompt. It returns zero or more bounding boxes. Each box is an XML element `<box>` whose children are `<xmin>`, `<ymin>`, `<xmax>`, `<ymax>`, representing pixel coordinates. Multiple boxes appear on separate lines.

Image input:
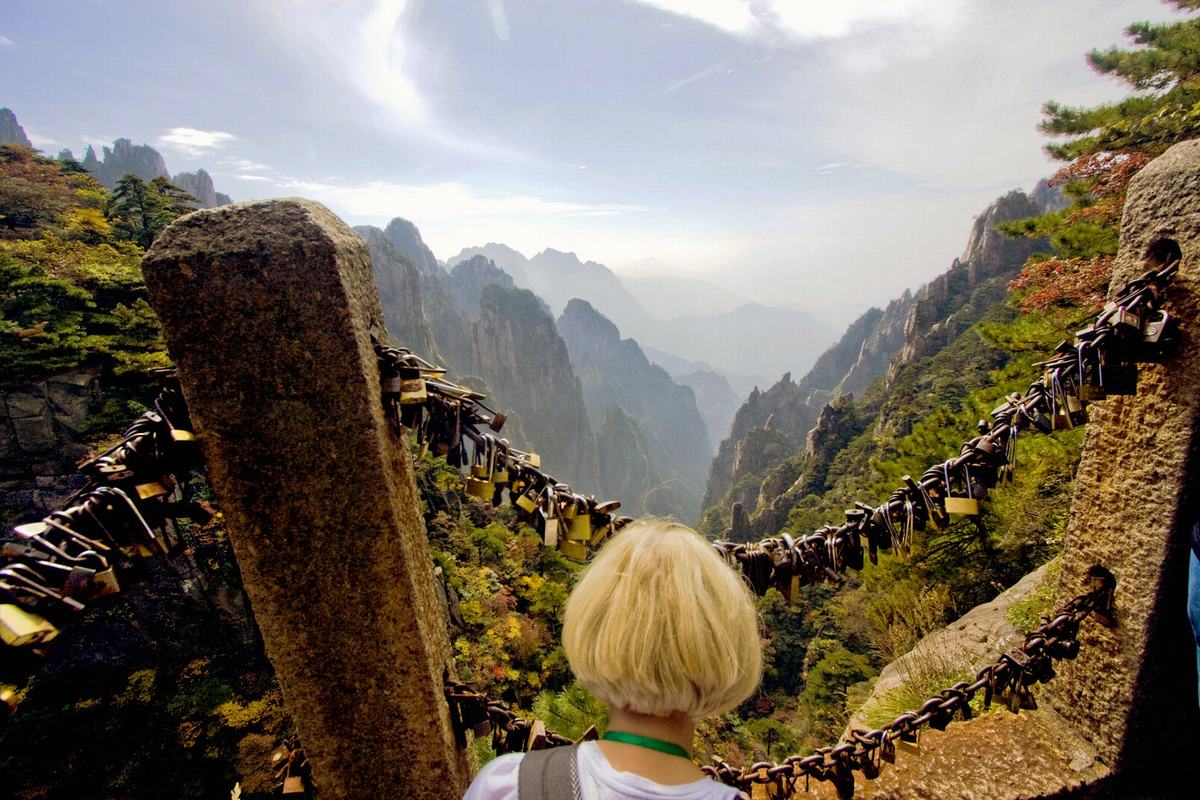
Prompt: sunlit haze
<box><xmin>1</xmin><ymin>0</ymin><xmax>1182</xmax><ymax>319</ymax></box>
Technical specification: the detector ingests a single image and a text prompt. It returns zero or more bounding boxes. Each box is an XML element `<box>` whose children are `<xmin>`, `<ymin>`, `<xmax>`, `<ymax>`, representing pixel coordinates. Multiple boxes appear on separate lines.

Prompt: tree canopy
<box><xmin>1005</xmin><ymin>1</ymin><xmax>1200</xmax><ymax>310</ymax></box>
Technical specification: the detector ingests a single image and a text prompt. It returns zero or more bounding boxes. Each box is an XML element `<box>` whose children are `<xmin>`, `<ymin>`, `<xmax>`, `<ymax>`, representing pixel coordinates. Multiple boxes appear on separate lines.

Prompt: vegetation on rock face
<box><xmin>1005</xmin><ymin>0</ymin><xmax>1200</xmax><ymax>311</ymax></box>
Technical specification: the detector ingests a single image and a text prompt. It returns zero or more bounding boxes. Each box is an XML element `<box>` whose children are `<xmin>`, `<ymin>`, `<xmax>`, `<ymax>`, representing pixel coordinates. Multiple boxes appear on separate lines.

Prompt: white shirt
<box><xmin>462</xmin><ymin>741</ymin><xmax>741</xmax><ymax>800</ymax></box>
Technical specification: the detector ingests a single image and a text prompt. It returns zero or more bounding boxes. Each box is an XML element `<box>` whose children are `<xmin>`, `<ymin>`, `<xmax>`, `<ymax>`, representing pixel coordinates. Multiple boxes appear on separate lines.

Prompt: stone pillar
<box><xmin>142</xmin><ymin>199</ymin><xmax>469</xmax><ymax>799</ymax></box>
<box><xmin>1046</xmin><ymin>140</ymin><xmax>1200</xmax><ymax>789</ymax></box>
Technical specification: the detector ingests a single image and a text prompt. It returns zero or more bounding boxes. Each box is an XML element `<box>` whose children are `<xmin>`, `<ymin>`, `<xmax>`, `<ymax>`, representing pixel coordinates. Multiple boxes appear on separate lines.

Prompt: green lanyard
<box><xmin>601</xmin><ymin>730</ymin><xmax>691</xmax><ymax>759</ymax></box>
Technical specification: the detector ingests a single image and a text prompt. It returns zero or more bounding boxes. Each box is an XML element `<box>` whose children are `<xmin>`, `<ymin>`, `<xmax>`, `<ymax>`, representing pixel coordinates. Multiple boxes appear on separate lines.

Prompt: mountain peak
<box><xmin>0</xmin><ymin>108</ymin><xmax>33</xmax><ymax>148</ymax></box>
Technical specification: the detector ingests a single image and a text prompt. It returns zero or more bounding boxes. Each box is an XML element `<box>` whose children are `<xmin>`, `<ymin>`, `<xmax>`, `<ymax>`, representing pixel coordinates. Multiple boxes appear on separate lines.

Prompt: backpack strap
<box><xmin>517</xmin><ymin>744</ymin><xmax>580</xmax><ymax>800</ymax></box>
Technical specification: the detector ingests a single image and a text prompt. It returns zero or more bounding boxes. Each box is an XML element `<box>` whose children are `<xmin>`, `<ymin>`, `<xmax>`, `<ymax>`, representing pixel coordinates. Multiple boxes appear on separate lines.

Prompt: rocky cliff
<box><xmin>442</xmin><ymin>254</ymin><xmax>516</xmax><ymax>321</ymax></box>
<box><xmin>471</xmin><ymin>286</ymin><xmax>598</xmax><ymax>488</ymax></box>
<box><xmin>380</xmin><ymin>218</ymin><xmax>477</xmax><ymax>374</ymax></box>
<box><xmin>353</xmin><ymin>225</ymin><xmax>440</xmax><ymax>359</ymax></box>
<box><xmin>447</xmin><ymin>243</ymin><xmax>533</xmax><ymax>290</ymax></box>
<box><xmin>80</xmin><ymin>139</ymin><xmax>170</xmax><ymax>188</ymax></box>
<box><xmin>171</xmin><ymin>169</ymin><xmax>230</xmax><ymax>209</ymax></box>
<box><xmin>557</xmin><ymin>299</ymin><xmax>709</xmax><ymax>520</ymax></box>
<box><xmin>702</xmin><ymin>187</ymin><xmax>1050</xmax><ymax>531</ymax></box>
<box><xmin>674</xmin><ymin>369</ymin><xmax>740</xmax><ymax>445</ymax></box>
<box><xmin>0</xmin><ymin>107</ymin><xmax>33</xmax><ymax>147</ymax></box>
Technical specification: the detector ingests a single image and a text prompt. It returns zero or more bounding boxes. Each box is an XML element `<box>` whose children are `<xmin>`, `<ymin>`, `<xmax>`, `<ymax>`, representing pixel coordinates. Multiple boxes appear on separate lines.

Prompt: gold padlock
<box><xmin>0</xmin><ymin>604</ymin><xmax>60</xmax><ymax>647</ymax></box>
<box><xmin>135</xmin><ymin>481</ymin><xmax>171</xmax><ymax>500</ymax></box>
<box><xmin>466</xmin><ymin>476</ymin><xmax>493</xmax><ymax>500</ymax></box>
<box><xmin>525</xmin><ymin>452</ymin><xmax>541</xmax><ymax>469</ymax></box>
<box><xmin>399</xmin><ymin>378</ymin><xmax>428</xmax><ymax>405</ymax></box>
<box><xmin>558</xmin><ymin>539</ymin><xmax>588</xmax><ymax>561</ymax></box>
<box><xmin>515</xmin><ymin>488</ymin><xmax>538</xmax><ymax>513</ymax></box>
<box><xmin>943</xmin><ymin>496</ymin><xmax>980</xmax><ymax>515</ymax></box>
<box><xmin>281</xmin><ymin>775</ymin><xmax>305</xmax><ymax>795</ymax></box>
<box><xmin>567</xmin><ymin>504</ymin><xmax>593</xmax><ymax>542</ymax></box>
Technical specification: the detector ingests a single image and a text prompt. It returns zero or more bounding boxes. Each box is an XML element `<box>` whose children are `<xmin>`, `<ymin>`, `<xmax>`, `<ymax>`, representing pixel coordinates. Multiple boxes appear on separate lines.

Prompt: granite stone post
<box><xmin>142</xmin><ymin>198</ymin><xmax>469</xmax><ymax>799</ymax></box>
<box><xmin>1044</xmin><ymin>139</ymin><xmax>1200</xmax><ymax>791</ymax></box>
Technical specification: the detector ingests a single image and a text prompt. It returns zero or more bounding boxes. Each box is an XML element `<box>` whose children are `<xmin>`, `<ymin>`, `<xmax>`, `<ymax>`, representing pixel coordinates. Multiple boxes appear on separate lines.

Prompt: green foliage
<box><xmin>106</xmin><ymin>173</ymin><xmax>196</xmax><ymax>248</ymax></box>
<box><xmin>532</xmin><ymin>682</ymin><xmax>608</xmax><ymax>740</ymax></box>
<box><xmin>0</xmin><ymin>234</ymin><xmax>168</xmax><ymax>388</ymax></box>
<box><xmin>1008</xmin><ymin>4</ymin><xmax>1200</xmax><ymax>310</ymax></box>
<box><xmin>1007</xmin><ymin>557</ymin><xmax>1062</xmax><ymax>634</ymax></box>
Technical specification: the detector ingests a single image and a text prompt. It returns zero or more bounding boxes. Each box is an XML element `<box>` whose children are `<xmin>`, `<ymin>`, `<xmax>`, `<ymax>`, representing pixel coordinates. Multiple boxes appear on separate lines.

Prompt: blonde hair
<box><xmin>562</xmin><ymin>519</ymin><xmax>762</xmax><ymax>718</ymax></box>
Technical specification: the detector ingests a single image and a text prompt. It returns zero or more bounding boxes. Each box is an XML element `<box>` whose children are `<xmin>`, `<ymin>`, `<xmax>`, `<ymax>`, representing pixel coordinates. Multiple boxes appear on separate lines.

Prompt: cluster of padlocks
<box><xmin>0</xmin><ymin>372</ymin><xmax>209</xmax><ymax>653</ymax></box>
<box><xmin>374</xmin><ymin>338</ymin><xmax>634</xmax><ymax>560</ymax></box>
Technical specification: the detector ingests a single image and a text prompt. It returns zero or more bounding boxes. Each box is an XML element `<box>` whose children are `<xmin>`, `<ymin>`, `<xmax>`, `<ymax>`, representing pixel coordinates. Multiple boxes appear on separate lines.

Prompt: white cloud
<box><xmin>630</xmin><ymin>0</ymin><xmax>756</xmax><ymax>35</ymax></box>
<box><xmin>156</xmin><ymin>127</ymin><xmax>237</xmax><ymax>157</ymax></box>
<box><xmin>271</xmin><ymin>177</ymin><xmax>647</xmax><ymax>221</ymax></box>
<box><xmin>487</xmin><ymin>0</ymin><xmax>510</xmax><ymax>42</ymax></box>
<box><xmin>220</xmin><ymin>157</ymin><xmax>271</xmax><ymax>172</ymax></box>
<box><xmin>630</xmin><ymin>0</ymin><xmax>958</xmax><ymax>38</ymax></box>
<box><xmin>26</xmin><ymin>130</ymin><xmax>63</xmax><ymax>149</ymax></box>
<box><xmin>0</xmin><ymin>35</ymin><xmax>14</xmax><ymax>46</ymax></box>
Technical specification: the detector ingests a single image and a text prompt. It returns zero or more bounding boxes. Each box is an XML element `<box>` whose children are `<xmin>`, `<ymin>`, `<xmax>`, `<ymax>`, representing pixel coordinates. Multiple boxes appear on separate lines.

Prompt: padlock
<box><xmin>942</xmin><ymin>463</ymin><xmax>979</xmax><ymax>516</ymax></box>
<box><xmin>537</xmin><ymin>508</ymin><xmax>559</xmax><ymax>548</ymax></box>
<box><xmin>281</xmin><ymin>775</ymin><xmax>305</xmax><ymax>794</ymax></box>
<box><xmin>466</xmin><ymin>476</ymin><xmax>493</xmax><ymax>501</ymax></box>
<box><xmin>558</xmin><ymin>539</ymin><xmax>588</xmax><ymax>561</ymax></box>
<box><xmin>1102</xmin><ymin>301</ymin><xmax>1141</xmax><ymax>334</ymax></box>
<box><xmin>515</xmin><ymin>487</ymin><xmax>539</xmax><ymax>514</ymax></box>
<box><xmin>135</xmin><ymin>481</ymin><xmax>171</xmax><ymax>501</ymax></box>
<box><xmin>399</xmin><ymin>378</ymin><xmax>428</xmax><ymax>405</ymax></box>
<box><xmin>0</xmin><ymin>603</ymin><xmax>60</xmax><ymax>647</ymax></box>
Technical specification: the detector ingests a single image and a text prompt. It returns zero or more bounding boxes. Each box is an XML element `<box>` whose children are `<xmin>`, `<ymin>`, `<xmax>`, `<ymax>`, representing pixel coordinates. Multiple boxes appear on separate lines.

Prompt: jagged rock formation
<box><xmin>889</xmin><ymin>191</ymin><xmax>1043</xmax><ymax>379</ymax></box>
<box><xmin>749</xmin><ymin>395</ymin><xmax>862</xmax><ymax>536</ymax></box>
<box><xmin>471</xmin><ymin>286</ymin><xmax>598</xmax><ymax>488</ymax></box>
<box><xmin>443</xmin><ymin>255</ymin><xmax>516</xmax><ymax>320</ymax></box>
<box><xmin>674</xmin><ymin>369</ymin><xmax>740</xmax><ymax>446</ymax></box>
<box><xmin>557</xmin><ymin>299</ymin><xmax>709</xmax><ymax>520</ymax></box>
<box><xmin>703</xmin><ymin>187</ymin><xmax>1051</xmax><ymax>532</ymax></box>
<box><xmin>171</xmin><ymin>169</ymin><xmax>229</xmax><ymax>209</ymax></box>
<box><xmin>80</xmin><ymin>138</ymin><xmax>170</xmax><ymax>188</ymax></box>
<box><xmin>1031</xmin><ymin>177</ymin><xmax>1069</xmax><ymax>213</ymax></box>
<box><xmin>447</xmin><ymin>243</ymin><xmax>532</xmax><ymax>289</ymax></box>
<box><xmin>384</xmin><ymin>217</ymin><xmax>440</xmax><ymax>276</ymax></box>
<box><xmin>0</xmin><ymin>108</ymin><xmax>32</xmax><ymax>147</ymax></box>
<box><xmin>353</xmin><ymin>225</ymin><xmax>439</xmax><ymax>359</ymax></box>
<box><xmin>380</xmin><ymin>218</ymin><xmax>477</xmax><ymax>374</ymax></box>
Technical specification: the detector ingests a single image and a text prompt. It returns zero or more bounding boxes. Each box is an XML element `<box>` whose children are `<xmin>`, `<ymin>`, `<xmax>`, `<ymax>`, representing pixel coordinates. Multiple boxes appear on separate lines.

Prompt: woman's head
<box><xmin>562</xmin><ymin>519</ymin><xmax>762</xmax><ymax>719</ymax></box>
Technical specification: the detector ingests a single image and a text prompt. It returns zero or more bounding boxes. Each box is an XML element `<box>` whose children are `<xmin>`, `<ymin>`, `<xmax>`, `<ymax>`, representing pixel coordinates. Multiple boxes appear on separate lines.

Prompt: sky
<box><xmin>0</xmin><ymin>0</ymin><xmax>1186</xmax><ymax>320</ymax></box>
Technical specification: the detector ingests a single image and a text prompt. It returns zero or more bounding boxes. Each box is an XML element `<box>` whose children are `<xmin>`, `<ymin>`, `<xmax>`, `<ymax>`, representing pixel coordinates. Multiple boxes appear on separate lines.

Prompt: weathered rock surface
<box><xmin>171</xmin><ymin>168</ymin><xmax>229</xmax><ymax>209</ymax></box>
<box><xmin>1040</xmin><ymin>138</ymin><xmax>1200</xmax><ymax>785</ymax></box>
<box><xmin>0</xmin><ymin>367</ymin><xmax>102</xmax><ymax>506</ymax></box>
<box><xmin>558</xmin><ymin>298</ymin><xmax>709</xmax><ymax>520</ymax></box>
<box><xmin>80</xmin><ymin>138</ymin><xmax>170</xmax><ymax>188</ymax></box>
<box><xmin>353</xmin><ymin>224</ymin><xmax>440</xmax><ymax>359</ymax></box>
<box><xmin>0</xmin><ymin>107</ymin><xmax>33</xmax><ymax>147</ymax></box>
<box><xmin>675</xmin><ymin>368</ymin><xmax>740</xmax><ymax>447</ymax></box>
<box><xmin>443</xmin><ymin>254</ymin><xmax>516</xmax><ymax>321</ymax></box>
<box><xmin>846</xmin><ymin>564</ymin><xmax>1049</xmax><ymax>735</ymax></box>
<box><xmin>142</xmin><ymin>197</ymin><xmax>468</xmax><ymax>799</ymax></box>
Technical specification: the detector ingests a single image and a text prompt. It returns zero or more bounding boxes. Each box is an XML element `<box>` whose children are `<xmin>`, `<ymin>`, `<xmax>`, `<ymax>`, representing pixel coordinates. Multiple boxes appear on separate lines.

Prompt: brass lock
<box><xmin>558</xmin><ymin>539</ymin><xmax>588</xmax><ymax>561</ymax></box>
<box><xmin>399</xmin><ymin>378</ymin><xmax>428</xmax><ymax>405</ymax></box>
<box><xmin>566</xmin><ymin>498</ymin><xmax>593</xmax><ymax>542</ymax></box>
<box><xmin>135</xmin><ymin>481</ymin><xmax>171</xmax><ymax>501</ymax></box>
<box><xmin>466</xmin><ymin>476</ymin><xmax>493</xmax><ymax>500</ymax></box>
<box><xmin>281</xmin><ymin>775</ymin><xmax>305</xmax><ymax>795</ymax></box>
<box><xmin>942</xmin><ymin>463</ymin><xmax>979</xmax><ymax>516</ymax></box>
<box><xmin>515</xmin><ymin>488</ymin><xmax>539</xmax><ymax>513</ymax></box>
<box><xmin>0</xmin><ymin>603</ymin><xmax>60</xmax><ymax>647</ymax></box>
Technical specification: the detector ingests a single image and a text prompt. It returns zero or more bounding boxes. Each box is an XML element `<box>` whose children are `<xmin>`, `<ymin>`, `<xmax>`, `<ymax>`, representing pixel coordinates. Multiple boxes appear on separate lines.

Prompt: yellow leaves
<box><xmin>516</xmin><ymin>573</ymin><xmax>545</xmax><ymax>599</ymax></box>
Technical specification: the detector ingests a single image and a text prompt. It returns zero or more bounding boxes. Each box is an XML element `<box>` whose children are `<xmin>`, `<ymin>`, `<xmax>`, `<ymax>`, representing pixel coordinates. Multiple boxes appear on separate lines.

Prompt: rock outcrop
<box><xmin>674</xmin><ymin>368</ymin><xmax>740</xmax><ymax>446</ymax></box>
<box><xmin>447</xmin><ymin>243</ymin><xmax>533</xmax><ymax>290</ymax></box>
<box><xmin>384</xmin><ymin>217</ymin><xmax>440</xmax><ymax>277</ymax></box>
<box><xmin>471</xmin><ymin>286</ymin><xmax>598</xmax><ymax>488</ymax></box>
<box><xmin>442</xmin><ymin>255</ymin><xmax>516</xmax><ymax>321</ymax></box>
<box><xmin>353</xmin><ymin>225</ymin><xmax>439</xmax><ymax>359</ymax></box>
<box><xmin>80</xmin><ymin>139</ymin><xmax>170</xmax><ymax>188</ymax></box>
<box><xmin>558</xmin><ymin>298</ymin><xmax>709</xmax><ymax>520</ymax></box>
<box><xmin>171</xmin><ymin>169</ymin><xmax>229</xmax><ymax>209</ymax></box>
<box><xmin>0</xmin><ymin>107</ymin><xmax>33</xmax><ymax>148</ymax></box>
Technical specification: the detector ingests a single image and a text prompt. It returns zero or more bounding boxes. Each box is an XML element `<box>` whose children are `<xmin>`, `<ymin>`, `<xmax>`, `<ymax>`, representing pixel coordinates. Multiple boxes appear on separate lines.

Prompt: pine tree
<box><xmin>1005</xmin><ymin>1</ymin><xmax>1200</xmax><ymax>311</ymax></box>
<box><xmin>107</xmin><ymin>174</ymin><xmax>196</xmax><ymax>247</ymax></box>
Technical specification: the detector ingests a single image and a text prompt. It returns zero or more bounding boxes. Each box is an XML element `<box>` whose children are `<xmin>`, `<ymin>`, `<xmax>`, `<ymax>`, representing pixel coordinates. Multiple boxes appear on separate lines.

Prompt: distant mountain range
<box><xmin>0</xmin><ymin>108</ymin><xmax>232</xmax><ymax>209</ymax></box>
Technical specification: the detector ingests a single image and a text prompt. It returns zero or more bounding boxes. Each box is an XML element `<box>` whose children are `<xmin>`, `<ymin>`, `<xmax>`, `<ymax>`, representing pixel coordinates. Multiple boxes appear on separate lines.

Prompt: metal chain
<box><xmin>441</xmin><ymin>566</ymin><xmax>1116</xmax><ymax>798</ymax></box>
<box><xmin>710</xmin><ymin>258</ymin><xmax>1179</xmax><ymax>598</ymax></box>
